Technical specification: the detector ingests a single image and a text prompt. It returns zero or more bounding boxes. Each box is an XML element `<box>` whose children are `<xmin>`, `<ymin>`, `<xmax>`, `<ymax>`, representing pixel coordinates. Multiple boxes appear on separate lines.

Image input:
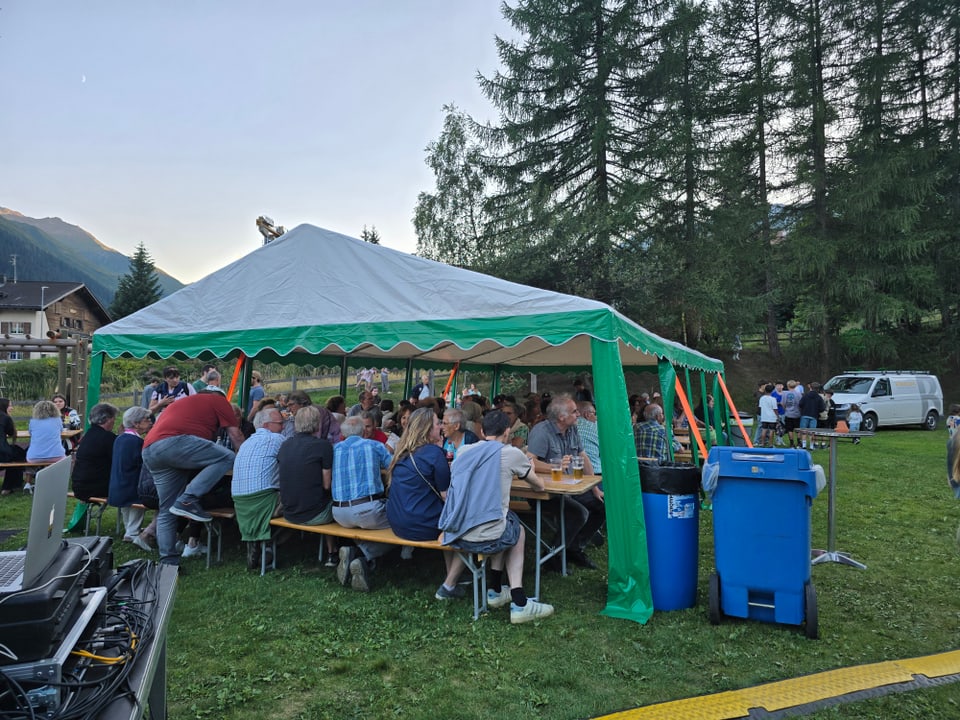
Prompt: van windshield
<box><xmin>824</xmin><ymin>376</ymin><xmax>874</xmax><ymax>393</ymax></box>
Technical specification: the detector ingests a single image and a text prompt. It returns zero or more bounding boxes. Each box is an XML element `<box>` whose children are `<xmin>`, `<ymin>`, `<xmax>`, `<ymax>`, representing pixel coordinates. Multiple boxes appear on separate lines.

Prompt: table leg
<box><xmin>533</xmin><ymin>498</ymin><xmax>541</xmax><ymax>601</ymax></box>
<box><xmin>811</xmin><ymin>436</ymin><xmax>867</xmax><ymax>569</ymax></box>
<box><xmin>559</xmin><ymin>495</ymin><xmax>567</xmax><ymax>575</ymax></box>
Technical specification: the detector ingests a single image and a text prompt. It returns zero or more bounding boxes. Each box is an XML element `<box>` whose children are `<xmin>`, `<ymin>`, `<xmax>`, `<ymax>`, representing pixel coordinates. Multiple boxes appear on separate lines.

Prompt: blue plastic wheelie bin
<box><xmin>639</xmin><ymin>461</ymin><xmax>701</xmax><ymax>611</ymax></box>
<box><xmin>706</xmin><ymin>447</ymin><xmax>820</xmax><ymax>638</ymax></box>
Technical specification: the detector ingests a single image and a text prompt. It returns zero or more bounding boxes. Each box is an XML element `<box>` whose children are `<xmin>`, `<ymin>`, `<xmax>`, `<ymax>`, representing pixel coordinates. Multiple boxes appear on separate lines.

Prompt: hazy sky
<box><xmin>0</xmin><ymin>1</ymin><xmax>509</xmax><ymax>283</ymax></box>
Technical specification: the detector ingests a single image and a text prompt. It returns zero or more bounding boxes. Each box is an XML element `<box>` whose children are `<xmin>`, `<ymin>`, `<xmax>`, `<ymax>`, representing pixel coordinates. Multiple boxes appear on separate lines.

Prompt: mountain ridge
<box><xmin>0</xmin><ymin>207</ymin><xmax>185</xmax><ymax>309</ymax></box>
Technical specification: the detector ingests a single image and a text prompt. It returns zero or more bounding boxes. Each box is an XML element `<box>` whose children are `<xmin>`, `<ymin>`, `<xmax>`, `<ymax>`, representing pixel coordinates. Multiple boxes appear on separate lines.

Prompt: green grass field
<box><xmin>1</xmin><ymin>428</ymin><xmax>959</xmax><ymax>718</ymax></box>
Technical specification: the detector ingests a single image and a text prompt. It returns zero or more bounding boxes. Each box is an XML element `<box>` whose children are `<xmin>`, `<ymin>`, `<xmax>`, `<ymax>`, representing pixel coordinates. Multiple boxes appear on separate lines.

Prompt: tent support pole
<box><xmin>85</xmin><ymin>353</ymin><xmax>105</xmax><ymax>431</ymax></box>
<box><xmin>240</xmin><ymin>359</ymin><xmax>253</xmax><ymax>416</ymax></box>
<box><xmin>658</xmin><ymin>360</ymin><xmax>678</xmax><ymax>459</ymax></box>
<box><xmin>404</xmin><ymin>359</ymin><xmax>413</xmax><ymax>402</ymax></box>
<box><xmin>340</xmin><ymin>357</ymin><xmax>349</xmax><ymax>398</ymax></box>
<box><xmin>594</xmin><ymin>338</ymin><xmax>653</xmax><ymax>624</ymax></box>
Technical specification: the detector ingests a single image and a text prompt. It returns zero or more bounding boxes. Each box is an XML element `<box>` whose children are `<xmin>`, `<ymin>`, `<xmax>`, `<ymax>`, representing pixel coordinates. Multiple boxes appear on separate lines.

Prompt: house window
<box><xmin>5</xmin><ymin>322</ymin><xmax>31</xmax><ymax>335</ymax></box>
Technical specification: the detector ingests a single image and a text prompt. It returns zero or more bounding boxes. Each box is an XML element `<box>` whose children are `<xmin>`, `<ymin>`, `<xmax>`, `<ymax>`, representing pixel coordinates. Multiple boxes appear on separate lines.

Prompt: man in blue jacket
<box><xmin>440</xmin><ymin>410</ymin><xmax>554</xmax><ymax>624</ymax></box>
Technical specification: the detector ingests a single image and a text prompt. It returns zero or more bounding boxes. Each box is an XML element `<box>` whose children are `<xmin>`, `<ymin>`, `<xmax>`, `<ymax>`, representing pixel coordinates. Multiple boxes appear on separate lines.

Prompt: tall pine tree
<box><xmin>109</xmin><ymin>243</ymin><xmax>162</xmax><ymax>320</ymax></box>
<box><xmin>475</xmin><ymin>0</ymin><xmax>651</xmax><ymax>307</ymax></box>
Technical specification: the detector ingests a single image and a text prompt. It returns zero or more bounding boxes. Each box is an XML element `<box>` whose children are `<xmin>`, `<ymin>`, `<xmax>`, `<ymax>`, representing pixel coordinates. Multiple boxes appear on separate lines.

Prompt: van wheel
<box><xmin>861</xmin><ymin>413</ymin><xmax>878</xmax><ymax>433</ymax></box>
<box><xmin>923</xmin><ymin>410</ymin><xmax>939</xmax><ymax>431</ymax></box>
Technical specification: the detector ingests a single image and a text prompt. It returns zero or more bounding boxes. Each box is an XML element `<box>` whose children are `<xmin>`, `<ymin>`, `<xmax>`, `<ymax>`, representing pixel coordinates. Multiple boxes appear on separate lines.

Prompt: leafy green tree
<box><xmin>414</xmin><ymin>105</ymin><xmax>489</xmax><ymax>267</ymax></box>
<box><xmin>108</xmin><ymin>242</ymin><xmax>162</xmax><ymax>320</ymax></box>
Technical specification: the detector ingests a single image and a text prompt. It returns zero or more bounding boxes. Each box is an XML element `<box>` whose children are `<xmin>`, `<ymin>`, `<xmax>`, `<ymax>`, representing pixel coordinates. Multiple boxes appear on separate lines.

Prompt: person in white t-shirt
<box><xmin>758</xmin><ymin>383</ymin><xmax>779</xmax><ymax>447</ymax></box>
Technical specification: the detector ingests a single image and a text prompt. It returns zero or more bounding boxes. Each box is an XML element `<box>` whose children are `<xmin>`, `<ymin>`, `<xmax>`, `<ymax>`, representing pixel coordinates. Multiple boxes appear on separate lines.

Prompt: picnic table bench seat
<box><xmin>268</xmin><ymin>517</ymin><xmax>489</xmax><ymax>619</ymax></box>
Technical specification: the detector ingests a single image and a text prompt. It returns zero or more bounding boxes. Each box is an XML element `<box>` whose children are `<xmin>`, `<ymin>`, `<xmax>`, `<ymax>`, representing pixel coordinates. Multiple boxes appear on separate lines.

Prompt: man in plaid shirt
<box><xmin>633</xmin><ymin>403</ymin><xmax>668</xmax><ymax>462</ymax></box>
<box><xmin>331</xmin><ymin>416</ymin><xmax>392</xmax><ymax>592</ymax></box>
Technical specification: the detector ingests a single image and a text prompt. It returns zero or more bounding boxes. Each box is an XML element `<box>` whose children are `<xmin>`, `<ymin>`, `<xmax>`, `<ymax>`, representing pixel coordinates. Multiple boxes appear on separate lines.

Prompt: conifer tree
<box><xmin>360</xmin><ymin>225</ymin><xmax>381</xmax><ymax>244</ymax></box>
<box><xmin>108</xmin><ymin>243</ymin><xmax>162</xmax><ymax>320</ymax></box>
<box><xmin>475</xmin><ymin>0</ymin><xmax>652</xmax><ymax>307</ymax></box>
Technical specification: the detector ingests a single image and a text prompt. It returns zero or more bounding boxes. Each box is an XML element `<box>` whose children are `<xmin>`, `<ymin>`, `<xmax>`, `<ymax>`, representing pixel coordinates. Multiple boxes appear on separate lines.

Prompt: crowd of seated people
<box><xmin>7</xmin><ymin>370</ymin><xmax>726</xmax><ymax>624</ymax></box>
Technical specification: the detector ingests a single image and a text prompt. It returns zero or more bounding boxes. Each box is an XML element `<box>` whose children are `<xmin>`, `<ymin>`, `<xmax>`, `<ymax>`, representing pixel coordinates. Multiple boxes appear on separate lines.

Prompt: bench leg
<box><xmin>205</xmin><ymin>520</ymin><xmax>223</xmax><ymax>570</ymax></box>
<box><xmin>457</xmin><ymin>552</ymin><xmax>488</xmax><ymax>621</ymax></box>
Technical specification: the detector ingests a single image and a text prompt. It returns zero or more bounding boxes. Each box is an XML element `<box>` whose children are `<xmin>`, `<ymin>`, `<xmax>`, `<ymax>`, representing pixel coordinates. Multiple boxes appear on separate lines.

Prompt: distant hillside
<box><xmin>0</xmin><ymin>208</ymin><xmax>184</xmax><ymax>307</ymax></box>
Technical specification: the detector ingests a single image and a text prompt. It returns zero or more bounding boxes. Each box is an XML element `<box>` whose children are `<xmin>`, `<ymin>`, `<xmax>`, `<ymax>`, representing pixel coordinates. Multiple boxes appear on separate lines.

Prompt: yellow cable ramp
<box><xmin>595</xmin><ymin>649</ymin><xmax>960</xmax><ymax>719</ymax></box>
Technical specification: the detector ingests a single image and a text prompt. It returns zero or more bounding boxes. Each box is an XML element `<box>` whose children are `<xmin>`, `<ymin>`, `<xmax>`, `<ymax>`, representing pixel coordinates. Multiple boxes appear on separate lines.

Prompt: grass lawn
<box><xmin>1</xmin><ymin>428</ymin><xmax>959</xmax><ymax>718</ymax></box>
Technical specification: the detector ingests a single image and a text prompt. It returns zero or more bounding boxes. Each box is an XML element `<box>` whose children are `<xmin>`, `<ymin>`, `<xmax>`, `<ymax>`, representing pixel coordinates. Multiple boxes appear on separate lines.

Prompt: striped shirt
<box><xmin>231</xmin><ymin>428</ymin><xmax>286</xmax><ymax>497</ymax></box>
<box><xmin>332</xmin><ymin>435</ymin><xmax>391</xmax><ymax>502</ymax></box>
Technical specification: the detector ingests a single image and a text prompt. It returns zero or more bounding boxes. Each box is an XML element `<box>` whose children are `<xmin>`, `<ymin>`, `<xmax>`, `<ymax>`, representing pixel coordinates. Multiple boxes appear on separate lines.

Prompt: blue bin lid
<box><xmin>706</xmin><ymin>446</ymin><xmax>818</xmax><ymax>495</ymax></box>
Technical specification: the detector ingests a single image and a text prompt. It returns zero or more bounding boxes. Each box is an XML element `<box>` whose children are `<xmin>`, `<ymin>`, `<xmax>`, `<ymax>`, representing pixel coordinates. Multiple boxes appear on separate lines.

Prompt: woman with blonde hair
<box><xmin>26</xmin><ymin>400</ymin><xmax>66</xmax><ymax>463</ymax></box>
<box><xmin>386</xmin><ymin>407</ymin><xmax>465</xmax><ymax>600</ymax></box>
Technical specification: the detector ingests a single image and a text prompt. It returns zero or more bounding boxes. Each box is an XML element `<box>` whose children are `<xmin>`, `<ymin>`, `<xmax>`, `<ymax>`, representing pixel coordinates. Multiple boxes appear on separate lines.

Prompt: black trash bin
<box><xmin>639</xmin><ymin>461</ymin><xmax>701</xmax><ymax>611</ymax></box>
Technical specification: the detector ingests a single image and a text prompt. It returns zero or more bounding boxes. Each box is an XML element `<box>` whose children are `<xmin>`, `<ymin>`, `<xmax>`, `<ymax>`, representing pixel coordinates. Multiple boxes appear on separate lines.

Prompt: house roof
<box><xmin>0</xmin><ymin>280</ymin><xmax>111</xmax><ymax>323</ymax></box>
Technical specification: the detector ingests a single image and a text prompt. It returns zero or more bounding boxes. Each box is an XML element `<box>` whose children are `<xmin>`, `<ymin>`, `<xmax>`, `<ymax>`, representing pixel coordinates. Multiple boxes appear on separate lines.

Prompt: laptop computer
<box><xmin>0</xmin><ymin>456</ymin><xmax>71</xmax><ymax>592</ymax></box>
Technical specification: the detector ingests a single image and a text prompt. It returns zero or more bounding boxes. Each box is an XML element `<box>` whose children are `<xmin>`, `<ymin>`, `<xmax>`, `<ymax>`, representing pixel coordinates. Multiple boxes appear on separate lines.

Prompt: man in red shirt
<box><xmin>142</xmin><ymin>390</ymin><xmax>245</xmax><ymax>566</ymax></box>
<box><xmin>361</xmin><ymin>410</ymin><xmax>390</xmax><ymax>446</ymax></box>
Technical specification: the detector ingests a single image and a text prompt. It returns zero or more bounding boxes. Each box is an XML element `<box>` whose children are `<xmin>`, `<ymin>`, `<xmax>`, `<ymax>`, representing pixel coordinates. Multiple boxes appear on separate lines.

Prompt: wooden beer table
<box><xmin>510</xmin><ymin>475</ymin><xmax>602</xmax><ymax>600</ymax></box>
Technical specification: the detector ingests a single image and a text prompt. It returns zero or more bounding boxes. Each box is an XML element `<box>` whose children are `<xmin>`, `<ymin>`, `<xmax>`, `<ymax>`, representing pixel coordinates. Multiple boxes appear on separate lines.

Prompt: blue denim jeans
<box><xmin>142</xmin><ymin>435</ymin><xmax>235</xmax><ymax>565</ymax></box>
<box><xmin>332</xmin><ymin>499</ymin><xmax>392</xmax><ymax>561</ymax></box>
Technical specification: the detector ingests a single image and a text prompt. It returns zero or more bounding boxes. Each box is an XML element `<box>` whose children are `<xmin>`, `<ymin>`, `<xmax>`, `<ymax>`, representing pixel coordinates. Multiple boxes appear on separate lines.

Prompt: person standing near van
<box><xmin>758</xmin><ymin>384</ymin><xmax>778</xmax><ymax>448</ymax></box>
<box><xmin>798</xmin><ymin>383</ymin><xmax>825</xmax><ymax>450</ymax></box>
<box><xmin>781</xmin><ymin>380</ymin><xmax>802</xmax><ymax>448</ymax></box>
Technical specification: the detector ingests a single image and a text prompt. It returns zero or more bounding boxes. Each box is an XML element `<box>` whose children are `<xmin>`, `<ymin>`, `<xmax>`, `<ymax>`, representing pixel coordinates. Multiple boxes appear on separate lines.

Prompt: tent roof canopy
<box><xmin>92</xmin><ymin>224</ymin><xmax>722</xmax><ymax>373</ymax></box>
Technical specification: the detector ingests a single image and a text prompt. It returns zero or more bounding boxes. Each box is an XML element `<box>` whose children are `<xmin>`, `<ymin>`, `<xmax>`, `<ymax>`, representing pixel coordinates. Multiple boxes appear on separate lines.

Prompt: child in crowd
<box><xmin>847</xmin><ymin>403</ymin><xmax>863</xmax><ymax>445</ymax></box>
<box><xmin>947</xmin><ymin>403</ymin><xmax>960</xmax><ymax>438</ymax></box>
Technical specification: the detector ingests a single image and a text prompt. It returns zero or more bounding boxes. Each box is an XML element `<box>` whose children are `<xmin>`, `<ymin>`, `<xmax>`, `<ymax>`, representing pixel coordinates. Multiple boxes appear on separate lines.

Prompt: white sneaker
<box><xmin>510</xmin><ymin>599</ymin><xmax>554</xmax><ymax>624</ymax></box>
<box><xmin>131</xmin><ymin>534</ymin><xmax>155</xmax><ymax>553</ymax></box>
<box><xmin>181</xmin><ymin>543</ymin><xmax>207</xmax><ymax>558</ymax></box>
<box><xmin>487</xmin><ymin>586</ymin><xmax>511</xmax><ymax>609</ymax></box>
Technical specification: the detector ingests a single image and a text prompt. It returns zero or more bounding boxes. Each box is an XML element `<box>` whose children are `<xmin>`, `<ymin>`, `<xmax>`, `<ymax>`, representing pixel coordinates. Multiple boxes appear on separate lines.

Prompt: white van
<box><xmin>823</xmin><ymin>371</ymin><xmax>943</xmax><ymax>432</ymax></box>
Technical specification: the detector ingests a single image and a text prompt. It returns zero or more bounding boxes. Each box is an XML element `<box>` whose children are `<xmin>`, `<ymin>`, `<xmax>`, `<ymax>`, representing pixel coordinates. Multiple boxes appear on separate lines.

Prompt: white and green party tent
<box><xmin>89</xmin><ymin>224</ymin><xmax>724</xmax><ymax>623</ymax></box>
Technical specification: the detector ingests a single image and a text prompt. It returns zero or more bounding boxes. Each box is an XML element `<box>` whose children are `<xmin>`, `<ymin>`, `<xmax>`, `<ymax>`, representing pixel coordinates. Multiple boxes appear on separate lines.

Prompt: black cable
<box><xmin>45</xmin><ymin>560</ymin><xmax>163</xmax><ymax>719</ymax></box>
<box><xmin>0</xmin><ymin>667</ymin><xmax>38</xmax><ymax>720</ymax></box>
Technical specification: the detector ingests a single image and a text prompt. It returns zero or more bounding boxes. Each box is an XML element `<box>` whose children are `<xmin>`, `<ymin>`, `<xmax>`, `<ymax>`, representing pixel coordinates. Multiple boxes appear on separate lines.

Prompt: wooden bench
<box><xmin>106</xmin><ymin>501</ymin><xmax>233</xmax><ymax>570</ymax></box>
<box><xmin>0</xmin><ymin>460</ymin><xmax>59</xmax><ymax>493</ymax></box>
<box><xmin>73</xmin><ymin>494</ymin><xmax>110</xmax><ymax>536</ymax></box>
<box><xmin>0</xmin><ymin>461</ymin><xmax>58</xmax><ymax>469</ymax></box>
<box><xmin>203</xmin><ymin>508</ymin><xmax>236</xmax><ymax>569</ymax></box>
<box><xmin>268</xmin><ymin>517</ymin><xmax>489</xmax><ymax>620</ymax></box>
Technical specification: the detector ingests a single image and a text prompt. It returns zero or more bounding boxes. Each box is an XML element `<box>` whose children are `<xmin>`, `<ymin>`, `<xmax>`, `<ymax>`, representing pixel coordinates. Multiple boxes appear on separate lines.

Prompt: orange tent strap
<box><xmin>442</xmin><ymin>361</ymin><xmax>460</xmax><ymax>401</ymax></box>
<box><xmin>673</xmin><ymin>377</ymin><xmax>707</xmax><ymax>458</ymax></box>
<box><xmin>226</xmin><ymin>353</ymin><xmax>246</xmax><ymax>404</ymax></box>
<box><xmin>716</xmin><ymin>373</ymin><xmax>752</xmax><ymax>448</ymax></box>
